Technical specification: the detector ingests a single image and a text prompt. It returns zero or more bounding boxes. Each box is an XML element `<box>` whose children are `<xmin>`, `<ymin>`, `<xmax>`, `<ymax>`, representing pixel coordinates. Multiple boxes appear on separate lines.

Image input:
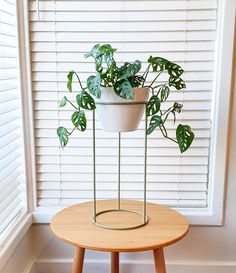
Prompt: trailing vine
<box><xmin>57</xmin><ymin>44</ymin><xmax>194</xmax><ymax>153</ymax></box>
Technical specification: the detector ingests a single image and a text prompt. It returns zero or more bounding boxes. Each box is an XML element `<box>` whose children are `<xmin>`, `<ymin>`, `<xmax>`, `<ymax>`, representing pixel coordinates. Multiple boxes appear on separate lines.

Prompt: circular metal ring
<box><xmin>92</xmin><ymin>208</ymin><xmax>149</xmax><ymax>230</ymax></box>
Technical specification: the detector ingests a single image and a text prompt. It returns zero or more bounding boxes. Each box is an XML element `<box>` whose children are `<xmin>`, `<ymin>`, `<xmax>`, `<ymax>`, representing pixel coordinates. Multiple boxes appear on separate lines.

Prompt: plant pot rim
<box><xmin>95</xmin><ymin>86</ymin><xmax>150</xmax><ymax>104</ymax></box>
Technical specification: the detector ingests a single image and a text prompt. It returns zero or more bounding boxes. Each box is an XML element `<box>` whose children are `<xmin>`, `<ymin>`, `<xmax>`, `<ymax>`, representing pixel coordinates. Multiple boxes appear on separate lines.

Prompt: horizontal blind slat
<box><xmin>29</xmin><ymin>10</ymin><xmax>217</xmax><ymax>22</ymax></box>
<box><xmin>29</xmin><ymin>1</ymin><xmax>217</xmax><ymax>11</ymax></box>
<box><xmin>30</xmin><ymin>0</ymin><xmax>217</xmax><ymax>208</ymax></box>
<box><xmin>0</xmin><ymin>0</ymin><xmax>26</xmax><ymax>242</ymax></box>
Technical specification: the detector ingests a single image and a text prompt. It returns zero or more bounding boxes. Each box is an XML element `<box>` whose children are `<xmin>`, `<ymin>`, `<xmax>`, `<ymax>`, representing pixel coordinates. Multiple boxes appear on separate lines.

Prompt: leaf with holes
<box><xmin>128</xmin><ymin>75</ymin><xmax>144</xmax><ymax>87</ymax></box>
<box><xmin>114</xmin><ymin>79</ymin><xmax>133</xmax><ymax>99</ymax></box>
<box><xmin>173</xmin><ymin>102</ymin><xmax>183</xmax><ymax>113</ymax></box>
<box><xmin>159</xmin><ymin>85</ymin><xmax>170</xmax><ymax>102</ymax></box>
<box><xmin>84</xmin><ymin>44</ymin><xmax>101</xmax><ymax>59</ymax></box>
<box><xmin>57</xmin><ymin>126</ymin><xmax>68</xmax><ymax>148</ymax></box>
<box><xmin>71</xmin><ymin>111</ymin><xmax>87</xmax><ymax>131</ymax></box>
<box><xmin>59</xmin><ymin>96</ymin><xmax>67</xmax><ymax>107</ymax></box>
<box><xmin>98</xmin><ymin>44</ymin><xmax>117</xmax><ymax>65</ymax></box>
<box><xmin>85</xmin><ymin>44</ymin><xmax>116</xmax><ymax>72</ymax></box>
<box><xmin>169</xmin><ymin>76</ymin><xmax>186</xmax><ymax>90</ymax></box>
<box><xmin>119</xmin><ymin>60</ymin><xmax>141</xmax><ymax>80</ymax></box>
<box><xmin>166</xmin><ymin>62</ymin><xmax>184</xmax><ymax>77</ymax></box>
<box><xmin>67</xmin><ymin>71</ymin><xmax>75</xmax><ymax>92</ymax></box>
<box><xmin>87</xmin><ymin>74</ymin><xmax>101</xmax><ymax>98</ymax></box>
<box><xmin>148</xmin><ymin>56</ymin><xmax>169</xmax><ymax>72</ymax></box>
<box><xmin>147</xmin><ymin>95</ymin><xmax>161</xmax><ymax>116</ymax></box>
<box><xmin>176</xmin><ymin>124</ymin><xmax>194</xmax><ymax>153</ymax></box>
<box><xmin>76</xmin><ymin>91</ymin><xmax>96</xmax><ymax>110</ymax></box>
<box><xmin>147</xmin><ymin>115</ymin><xmax>162</xmax><ymax>135</ymax></box>
<box><xmin>98</xmin><ymin>43</ymin><xmax>117</xmax><ymax>55</ymax></box>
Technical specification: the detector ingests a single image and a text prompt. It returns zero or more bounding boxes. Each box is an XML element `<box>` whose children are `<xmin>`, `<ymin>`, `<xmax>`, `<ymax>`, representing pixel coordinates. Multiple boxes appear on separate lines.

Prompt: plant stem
<box><xmin>160</xmin><ymin>125</ymin><xmax>178</xmax><ymax>144</ymax></box>
<box><xmin>149</xmin><ymin>71</ymin><xmax>162</xmax><ymax>87</ymax></box>
<box><xmin>162</xmin><ymin>106</ymin><xmax>174</xmax><ymax>115</ymax></box>
<box><xmin>67</xmin><ymin>127</ymin><xmax>76</xmax><ymax>136</ymax></box>
<box><xmin>66</xmin><ymin>99</ymin><xmax>78</xmax><ymax>110</ymax></box>
<box><xmin>142</xmin><ymin>64</ymin><xmax>151</xmax><ymax>87</ymax></box>
<box><xmin>152</xmin><ymin>84</ymin><xmax>164</xmax><ymax>90</ymax></box>
<box><xmin>74</xmin><ymin>72</ymin><xmax>84</xmax><ymax>90</ymax></box>
<box><xmin>151</xmin><ymin>87</ymin><xmax>155</xmax><ymax>96</ymax></box>
<box><xmin>162</xmin><ymin>112</ymin><xmax>171</xmax><ymax>124</ymax></box>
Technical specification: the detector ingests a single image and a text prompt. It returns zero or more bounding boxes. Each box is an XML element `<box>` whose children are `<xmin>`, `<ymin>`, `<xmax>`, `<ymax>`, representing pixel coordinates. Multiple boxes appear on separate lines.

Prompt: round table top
<box><xmin>50</xmin><ymin>200</ymin><xmax>189</xmax><ymax>252</ymax></box>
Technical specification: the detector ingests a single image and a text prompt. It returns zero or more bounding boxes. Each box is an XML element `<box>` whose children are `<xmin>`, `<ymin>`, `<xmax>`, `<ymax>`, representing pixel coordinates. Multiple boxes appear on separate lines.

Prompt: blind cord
<box><xmin>177</xmin><ymin>0</ymin><xmax>189</xmax><ymax>205</ymax></box>
<box><xmin>54</xmin><ymin>0</ymin><xmax>62</xmax><ymax>204</ymax></box>
<box><xmin>36</xmin><ymin>0</ymin><xmax>40</xmax><ymax>21</ymax></box>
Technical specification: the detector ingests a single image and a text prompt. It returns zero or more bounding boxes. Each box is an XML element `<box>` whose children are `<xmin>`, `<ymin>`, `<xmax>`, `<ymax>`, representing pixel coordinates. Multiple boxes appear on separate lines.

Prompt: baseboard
<box><xmin>32</xmin><ymin>258</ymin><xmax>236</xmax><ymax>273</ymax></box>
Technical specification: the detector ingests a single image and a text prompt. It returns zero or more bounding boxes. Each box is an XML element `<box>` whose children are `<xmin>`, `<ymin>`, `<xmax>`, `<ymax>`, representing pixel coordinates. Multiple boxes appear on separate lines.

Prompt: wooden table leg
<box><xmin>153</xmin><ymin>248</ymin><xmax>166</xmax><ymax>273</ymax></box>
<box><xmin>111</xmin><ymin>252</ymin><xmax>119</xmax><ymax>273</ymax></box>
<box><xmin>72</xmin><ymin>247</ymin><xmax>85</xmax><ymax>273</ymax></box>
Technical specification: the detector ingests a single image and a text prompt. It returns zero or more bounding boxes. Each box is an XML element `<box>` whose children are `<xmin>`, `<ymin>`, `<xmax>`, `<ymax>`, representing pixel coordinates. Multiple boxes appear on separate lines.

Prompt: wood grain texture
<box><xmin>153</xmin><ymin>248</ymin><xmax>166</xmax><ymax>273</ymax></box>
<box><xmin>72</xmin><ymin>248</ymin><xmax>85</xmax><ymax>273</ymax></box>
<box><xmin>50</xmin><ymin>199</ymin><xmax>189</xmax><ymax>252</ymax></box>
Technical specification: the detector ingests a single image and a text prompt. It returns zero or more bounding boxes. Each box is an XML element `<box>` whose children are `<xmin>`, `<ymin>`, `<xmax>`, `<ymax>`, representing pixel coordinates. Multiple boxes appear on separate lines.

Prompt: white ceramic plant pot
<box><xmin>95</xmin><ymin>87</ymin><xmax>149</xmax><ymax>132</ymax></box>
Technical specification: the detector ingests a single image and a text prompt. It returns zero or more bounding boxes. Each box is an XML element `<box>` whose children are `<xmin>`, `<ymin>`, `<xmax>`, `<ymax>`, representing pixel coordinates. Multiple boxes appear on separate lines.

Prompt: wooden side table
<box><xmin>51</xmin><ymin>200</ymin><xmax>189</xmax><ymax>273</ymax></box>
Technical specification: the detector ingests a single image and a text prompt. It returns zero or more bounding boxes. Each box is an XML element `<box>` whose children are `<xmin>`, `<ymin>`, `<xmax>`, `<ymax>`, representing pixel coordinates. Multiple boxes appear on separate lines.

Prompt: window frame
<box><xmin>26</xmin><ymin>0</ymin><xmax>235</xmax><ymax>226</ymax></box>
<box><xmin>0</xmin><ymin>0</ymin><xmax>34</xmax><ymax>268</ymax></box>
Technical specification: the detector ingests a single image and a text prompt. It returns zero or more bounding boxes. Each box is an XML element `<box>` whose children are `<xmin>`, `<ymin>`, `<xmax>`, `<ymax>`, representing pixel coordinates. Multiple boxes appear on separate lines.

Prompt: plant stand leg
<box><xmin>111</xmin><ymin>252</ymin><xmax>119</xmax><ymax>273</ymax></box>
<box><xmin>153</xmin><ymin>248</ymin><xmax>166</xmax><ymax>273</ymax></box>
<box><xmin>72</xmin><ymin>247</ymin><xmax>85</xmax><ymax>273</ymax></box>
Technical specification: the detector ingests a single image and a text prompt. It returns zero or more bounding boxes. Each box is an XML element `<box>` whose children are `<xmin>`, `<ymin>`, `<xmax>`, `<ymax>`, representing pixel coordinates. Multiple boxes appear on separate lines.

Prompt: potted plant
<box><xmin>57</xmin><ymin>44</ymin><xmax>194</xmax><ymax>153</ymax></box>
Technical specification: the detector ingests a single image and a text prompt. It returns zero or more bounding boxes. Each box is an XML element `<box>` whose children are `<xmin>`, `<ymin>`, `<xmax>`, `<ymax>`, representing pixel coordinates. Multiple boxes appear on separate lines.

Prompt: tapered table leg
<box><xmin>111</xmin><ymin>252</ymin><xmax>119</xmax><ymax>273</ymax></box>
<box><xmin>153</xmin><ymin>248</ymin><xmax>166</xmax><ymax>273</ymax></box>
<box><xmin>72</xmin><ymin>247</ymin><xmax>85</xmax><ymax>273</ymax></box>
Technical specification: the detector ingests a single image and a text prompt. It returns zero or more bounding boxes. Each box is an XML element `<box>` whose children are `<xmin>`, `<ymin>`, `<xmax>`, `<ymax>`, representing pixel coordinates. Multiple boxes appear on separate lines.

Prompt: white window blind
<box><xmin>30</xmin><ymin>1</ymin><xmax>218</xmax><ymax>210</ymax></box>
<box><xmin>0</xmin><ymin>0</ymin><xmax>27</xmax><ymax>245</ymax></box>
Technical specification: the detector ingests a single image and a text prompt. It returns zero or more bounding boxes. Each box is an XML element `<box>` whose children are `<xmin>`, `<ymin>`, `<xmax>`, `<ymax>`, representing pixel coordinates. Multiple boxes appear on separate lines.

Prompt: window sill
<box><xmin>33</xmin><ymin>205</ymin><xmax>223</xmax><ymax>226</ymax></box>
<box><xmin>0</xmin><ymin>213</ymin><xmax>32</xmax><ymax>272</ymax></box>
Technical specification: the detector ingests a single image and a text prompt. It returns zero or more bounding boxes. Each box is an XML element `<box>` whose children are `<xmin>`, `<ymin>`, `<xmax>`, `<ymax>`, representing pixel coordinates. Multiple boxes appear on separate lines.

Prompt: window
<box><xmin>30</xmin><ymin>0</ymin><xmax>232</xmax><ymax>225</ymax></box>
<box><xmin>0</xmin><ymin>0</ymin><xmax>29</xmax><ymax>249</ymax></box>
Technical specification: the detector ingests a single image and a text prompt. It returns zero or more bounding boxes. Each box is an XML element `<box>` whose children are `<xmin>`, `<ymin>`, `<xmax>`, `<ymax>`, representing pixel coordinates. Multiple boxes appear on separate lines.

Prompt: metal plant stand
<box><xmin>91</xmin><ymin>103</ymin><xmax>148</xmax><ymax>230</ymax></box>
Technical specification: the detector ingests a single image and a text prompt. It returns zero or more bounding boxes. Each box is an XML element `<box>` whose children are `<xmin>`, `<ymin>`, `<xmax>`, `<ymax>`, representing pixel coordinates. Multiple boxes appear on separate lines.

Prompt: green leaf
<box><xmin>119</xmin><ymin>60</ymin><xmax>141</xmax><ymax>80</ymax></box>
<box><xmin>85</xmin><ymin>44</ymin><xmax>117</xmax><ymax>73</ymax></box>
<box><xmin>159</xmin><ymin>85</ymin><xmax>170</xmax><ymax>102</ymax></box>
<box><xmin>147</xmin><ymin>115</ymin><xmax>162</xmax><ymax>135</ymax></box>
<box><xmin>87</xmin><ymin>74</ymin><xmax>101</xmax><ymax>98</ymax></box>
<box><xmin>106</xmin><ymin>59</ymin><xmax>117</xmax><ymax>82</ymax></box>
<box><xmin>59</xmin><ymin>96</ymin><xmax>67</xmax><ymax>107</ymax></box>
<box><xmin>129</xmin><ymin>75</ymin><xmax>144</xmax><ymax>88</ymax></box>
<box><xmin>148</xmin><ymin>56</ymin><xmax>184</xmax><ymax>78</ymax></box>
<box><xmin>171</xmin><ymin>103</ymin><xmax>183</xmax><ymax>124</ymax></box>
<box><xmin>76</xmin><ymin>91</ymin><xmax>96</xmax><ymax>110</ymax></box>
<box><xmin>173</xmin><ymin>102</ymin><xmax>183</xmax><ymax>113</ymax></box>
<box><xmin>98</xmin><ymin>44</ymin><xmax>117</xmax><ymax>55</ymax></box>
<box><xmin>98</xmin><ymin>44</ymin><xmax>117</xmax><ymax>67</ymax></box>
<box><xmin>57</xmin><ymin>126</ymin><xmax>68</xmax><ymax>148</ymax></box>
<box><xmin>95</xmin><ymin>56</ymin><xmax>103</xmax><ymax>73</ymax></box>
<box><xmin>71</xmin><ymin>111</ymin><xmax>87</xmax><ymax>131</ymax></box>
<box><xmin>84</xmin><ymin>44</ymin><xmax>101</xmax><ymax>59</ymax></box>
<box><xmin>147</xmin><ymin>95</ymin><xmax>161</xmax><ymax>116</ymax></box>
<box><xmin>67</xmin><ymin>71</ymin><xmax>75</xmax><ymax>92</ymax></box>
<box><xmin>176</xmin><ymin>124</ymin><xmax>194</xmax><ymax>153</ymax></box>
<box><xmin>114</xmin><ymin>80</ymin><xmax>133</xmax><ymax>99</ymax></box>
<box><xmin>148</xmin><ymin>56</ymin><xmax>169</xmax><ymax>72</ymax></box>
<box><xmin>169</xmin><ymin>76</ymin><xmax>186</xmax><ymax>90</ymax></box>
<box><xmin>166</xmin><ymin>62</ymin><xmax>184</xmax><ymax>77</ymax></box>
